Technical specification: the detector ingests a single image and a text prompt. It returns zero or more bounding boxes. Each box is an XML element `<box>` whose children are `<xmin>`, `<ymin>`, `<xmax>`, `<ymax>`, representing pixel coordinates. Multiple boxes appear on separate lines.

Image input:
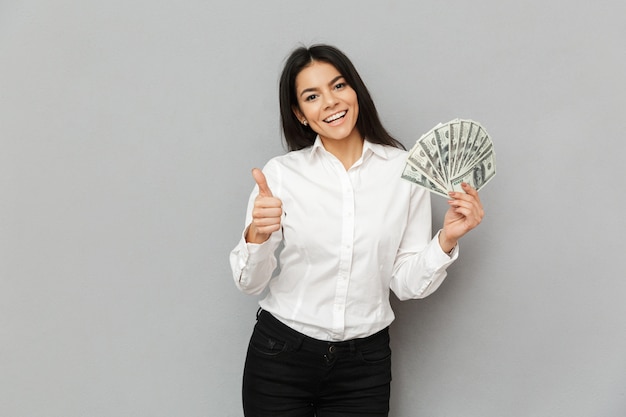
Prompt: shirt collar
<box><xmin>308</xmin><ymin>136</ymin><xmax>390</xmax><ymax>161</ymax></box>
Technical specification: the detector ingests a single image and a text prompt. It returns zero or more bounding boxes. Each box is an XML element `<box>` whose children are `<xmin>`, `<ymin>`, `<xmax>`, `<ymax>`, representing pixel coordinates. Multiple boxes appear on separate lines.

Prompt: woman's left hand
<box><xmin>439</xmin><ymin>182</ymin><xmax>485</xmax><ymax>252</ymax></box>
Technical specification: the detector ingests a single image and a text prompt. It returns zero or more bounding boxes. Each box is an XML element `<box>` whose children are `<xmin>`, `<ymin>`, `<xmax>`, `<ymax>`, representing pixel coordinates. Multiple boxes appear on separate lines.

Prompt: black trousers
<box><xmin>243</xmin><ymin>310</ymin><xmax>392</xmax><ymax>417</ymax></box>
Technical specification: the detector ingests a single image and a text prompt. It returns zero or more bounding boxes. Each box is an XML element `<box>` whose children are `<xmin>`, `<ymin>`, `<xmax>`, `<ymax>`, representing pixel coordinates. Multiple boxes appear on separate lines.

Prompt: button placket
<box><xmin>331</xmin><ymin>167</ymin><xmax>355</xmax><ymax>338</ymax></box>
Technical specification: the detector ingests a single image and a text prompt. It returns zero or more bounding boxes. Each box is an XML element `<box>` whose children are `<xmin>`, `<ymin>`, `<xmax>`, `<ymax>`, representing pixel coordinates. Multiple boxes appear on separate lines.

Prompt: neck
<box><xmin>320</xmin><ymin>134</ymin><xmax>364</xmax><ymax>170</ymax></box>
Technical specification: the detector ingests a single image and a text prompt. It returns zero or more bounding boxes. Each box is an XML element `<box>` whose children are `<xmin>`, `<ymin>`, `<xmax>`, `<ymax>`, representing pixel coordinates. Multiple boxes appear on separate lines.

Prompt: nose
<box><xmin>323</xmin><ymin>90</ymin><xmax>339</xmax><ymax>109</ymax></box>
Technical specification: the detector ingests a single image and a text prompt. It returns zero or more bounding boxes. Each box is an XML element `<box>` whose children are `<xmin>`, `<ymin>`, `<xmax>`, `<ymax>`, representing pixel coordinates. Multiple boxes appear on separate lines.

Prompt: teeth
<box><xmin>325</xmin><ymin>111</ymin><xmax>346</xmax><ymax>122</ymax></box>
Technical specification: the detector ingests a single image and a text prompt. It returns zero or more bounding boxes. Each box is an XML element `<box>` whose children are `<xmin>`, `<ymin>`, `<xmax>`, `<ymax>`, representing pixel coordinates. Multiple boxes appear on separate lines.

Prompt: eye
<box><xmin>305</xmin><ymin>94</ymin><xmax>318</xmax><ymax>102</ymax></box>
<box><xmin>334</xmin><ymin>82</ymin><xmax>346</xmax><ymax>90</ymax></box>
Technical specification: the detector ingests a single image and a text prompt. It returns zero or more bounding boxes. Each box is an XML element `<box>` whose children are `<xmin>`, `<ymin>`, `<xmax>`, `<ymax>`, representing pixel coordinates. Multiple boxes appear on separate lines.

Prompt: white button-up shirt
<box><xmin>230</xmin><ymin>137</ymin><xmax>458</xmax><ymax>341</ymax></box>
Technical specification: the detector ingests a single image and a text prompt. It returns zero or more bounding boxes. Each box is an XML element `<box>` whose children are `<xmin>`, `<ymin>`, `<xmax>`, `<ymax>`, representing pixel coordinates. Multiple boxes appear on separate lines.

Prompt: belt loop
<box><xmin>349</xmin><ymin>340</ymin><xmax>356</xmax><ymax>354</ymax></box>
<box><xmin>255</xmin><ymin>307</ymin><xmax>262</xmax><ymax>320</ymax></box>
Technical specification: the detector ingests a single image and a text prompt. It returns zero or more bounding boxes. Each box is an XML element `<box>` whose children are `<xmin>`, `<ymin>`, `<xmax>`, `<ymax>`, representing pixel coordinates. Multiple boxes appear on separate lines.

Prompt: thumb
<box><xmin>251</xmin><ymin>168</ymin><xmax>273</xmax><ymax>197</ymax></box>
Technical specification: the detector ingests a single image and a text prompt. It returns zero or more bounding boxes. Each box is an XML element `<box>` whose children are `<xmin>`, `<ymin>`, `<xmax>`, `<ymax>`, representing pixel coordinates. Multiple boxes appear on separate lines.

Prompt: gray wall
<box><xmin>2</xmin><ymin>1</ymin><xmax>625</xmax><ymax>416</ymax></box>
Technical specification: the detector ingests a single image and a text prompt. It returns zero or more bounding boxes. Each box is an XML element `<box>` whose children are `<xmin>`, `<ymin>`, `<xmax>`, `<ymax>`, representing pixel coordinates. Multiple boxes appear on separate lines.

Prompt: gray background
<box><xmin>1</xmin><ymin>1</ymin><xmax>625</xmax><ymax>416</ymax></box>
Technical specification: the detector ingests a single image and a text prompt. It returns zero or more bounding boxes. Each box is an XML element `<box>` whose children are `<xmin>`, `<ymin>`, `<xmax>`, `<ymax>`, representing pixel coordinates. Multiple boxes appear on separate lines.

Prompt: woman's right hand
<box><xmin>245</xmin><ymin>168</ymin><xmax>283</xmax><ymax>244</ymax></box>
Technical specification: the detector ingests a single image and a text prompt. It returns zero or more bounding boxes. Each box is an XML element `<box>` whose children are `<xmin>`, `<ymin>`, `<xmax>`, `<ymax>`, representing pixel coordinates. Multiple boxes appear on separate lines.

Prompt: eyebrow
<box><xmin>299</xmin><ymin>75</ymin><xmax>345</xmax><ymax>98</ymax></box>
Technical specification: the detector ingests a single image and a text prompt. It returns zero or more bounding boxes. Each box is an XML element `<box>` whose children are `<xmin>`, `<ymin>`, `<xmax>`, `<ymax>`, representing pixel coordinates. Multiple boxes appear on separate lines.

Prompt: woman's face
<box><xmin>293</xmin><ymin>61</ymin><xmax>361</xmax><ymax>145</ymax></box>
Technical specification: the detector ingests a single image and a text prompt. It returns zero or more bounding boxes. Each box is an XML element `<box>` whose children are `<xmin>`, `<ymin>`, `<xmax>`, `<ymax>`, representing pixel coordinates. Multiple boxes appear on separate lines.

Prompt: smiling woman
<box><xmin>292</xmin><ymin>62</ymin><xmax>362</xmax><ymax>168</ymax></box>
<box><xmin>278</xmin><ymin>45</ymin><xmax>405</xmax><ymax>154</ymax></box>
<box><xmin>229</xmin><ymin>44</ymin><xmax>485</xmax><ymax>417</ymax></box>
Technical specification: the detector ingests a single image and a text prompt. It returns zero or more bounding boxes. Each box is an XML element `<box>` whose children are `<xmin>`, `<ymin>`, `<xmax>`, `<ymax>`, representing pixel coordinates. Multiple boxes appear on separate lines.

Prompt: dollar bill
<box><xmin>418</xmin><ymin>130</ymin><xmax>447</xmax><ymax>184</ymax></box>
<box><xmin>406</xmin><ymin>141</ymin><xmax>448</xmax><ymax>191</ymax></box>
<box><xmin>464</xmin><ymin>126</ymin><xmax>490</xmax><ymax>168</ymax></box>
<box><xmin>448</xmin><ymin>119</ymin><xmax>462</xmax><ymax>177</ymax></box>
<box><xmin>401</xmin><ymin>163</ymin><xmax>449</xmax><ymax>198</ymax></box>
<box><xmin>450</xmin><ymin>149</ymin><xmax>496</xmax><ymax>192</ymax></box>
<box><xmin>457</xmin><ymin>120</ymin><xmax>476</xmax><ymax>174</ymax></box>
<box><xmin>433</xmin><ymin>123</ymin><xmax>451</xmax><ymax>180</ymax></box>
<box><xmin>464</xmin><ymin>141</ymin><xmax>493</xmax><ymax>171</ymax></box>
<box><xmin>402</xmin><ymin>118</ymin><xmax>496</xmax><ymax>197</ymax></box>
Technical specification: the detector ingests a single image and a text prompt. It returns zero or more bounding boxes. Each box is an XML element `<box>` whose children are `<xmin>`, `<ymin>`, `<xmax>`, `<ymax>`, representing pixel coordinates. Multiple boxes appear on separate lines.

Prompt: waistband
<box><xmin>256</xmin><ymin>309</ymin><xmax>389</xmax><ymax>355</ymax></box>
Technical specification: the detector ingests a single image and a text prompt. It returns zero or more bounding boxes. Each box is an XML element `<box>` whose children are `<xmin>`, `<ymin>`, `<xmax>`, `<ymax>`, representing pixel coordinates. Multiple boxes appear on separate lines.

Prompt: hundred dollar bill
<box><xmin>402</xmin><ymin>118</ymin><xmax>496</xmax><ymax>197</ymax></box>
<box><xmin>433</xmin><ymin>123</ymin><xmax>451</xmax><ymax>180</ymax></box>
<box><xmin>448</xmin><ymin>119</ymin><xmax>462</xmax><ymax>177</ymax></box>
<box><xmin>457</xmin><ymin>120</ymin><xmax>477</xmax><ymax>174</ymax></box>
<box><xmin>464</xmin><ymin>126</ymin><xmax>490</xmax><ymax>168</ymax></box>
<box><xmin>450</xmin><ymin>149</ymin><xmax>496</xmax><ymax>192</ymax></box>
<box><xmin>418</xmin><ymin>130</ymin><xmax>447</xmax><ymax>184</ymax></box>
<box><xmin>465</xmin><ymin>141</ymin><xmax>493</xmax><ymax>172</ymax></box>
<box><xmin>401</xmin><ymin>163</ymin><xmax>449</xmax><ymax>198</ymax></box>
<box><xmin>406</xmin><ymin>141</ymin><xmax>448</xmax><ymax>191</ymax></box>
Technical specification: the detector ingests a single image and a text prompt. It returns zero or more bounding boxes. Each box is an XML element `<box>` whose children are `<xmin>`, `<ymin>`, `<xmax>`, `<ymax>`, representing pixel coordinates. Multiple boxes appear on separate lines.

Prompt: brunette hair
<box><xmin>279</xmin><ymin>44</ymin><xmax>405</xmax><ymax>151</ymax></box>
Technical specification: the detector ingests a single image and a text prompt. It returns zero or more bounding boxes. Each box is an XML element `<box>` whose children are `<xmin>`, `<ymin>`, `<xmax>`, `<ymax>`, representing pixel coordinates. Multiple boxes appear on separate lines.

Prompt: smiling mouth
<box><xmin>324</xmin><ymin>111</ymin><xmax>347</xmax><ymax>123</ymax></box>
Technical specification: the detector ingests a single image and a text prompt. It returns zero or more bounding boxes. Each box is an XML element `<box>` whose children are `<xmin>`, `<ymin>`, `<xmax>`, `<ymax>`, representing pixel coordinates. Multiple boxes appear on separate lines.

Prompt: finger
<box><xmin>252</xmin><ymin>214</ymin><xmax>282</xmax><ymax>232</ymax></box>
<box><xmin>449</xmin><ymin>196</ymin><xmax>484</xmax><ymax>215</ymax></box>
<box><xmin>254</xmin><ymin>223</ymin><xmax>282</xmax><ymax>236</ymax></box>
<box><xmin>448</xmin><ymin>200</ymin><xmax>484</xmax><ymax>224</ymax></box>
<box><xmin>460</xmin><ymin>182</ymin><xmax>482</xmax><ymax>204</ymax></box>
<box><xmin>253</xmin><ymin>216</ymin><xmax>282</xmax><ymax>229</ymax></box>
<box><xmin>252</xmin><ymin>206</ymin><xmax>283</xmax><ymax>219</ymax></box>
<box><xmin>449</xmin><ymin>187</ymin><xmax>483</xmax><ymax>208</ymax></box>
<box><xmin>254</xmin><ymin>199</ymin><xmax>283</xmax><ymax>210</ymax></box>
<box><xmin>448</xmin><ymin>194</ymin><xmax>481</xmax><ymax>210</ymax></box>
<box><xmin>252</xmin><ymin>168</ymin><xmax>273</xmax><ymax>197</ymax></box>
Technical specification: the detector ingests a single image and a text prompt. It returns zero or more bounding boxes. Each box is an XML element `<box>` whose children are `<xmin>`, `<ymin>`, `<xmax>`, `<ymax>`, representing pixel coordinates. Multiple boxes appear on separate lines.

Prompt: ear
<box><xmin>292</xmin><ymin>106</ymin><xmax>304</xmax><ymax>123</ymax></box>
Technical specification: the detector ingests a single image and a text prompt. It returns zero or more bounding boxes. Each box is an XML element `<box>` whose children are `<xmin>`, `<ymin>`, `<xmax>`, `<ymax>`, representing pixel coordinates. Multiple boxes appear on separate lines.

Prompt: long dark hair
<box><xmin>279</xmin><ymin>44</ymin><xmax>405</xmax><ymax>151</ymax></box>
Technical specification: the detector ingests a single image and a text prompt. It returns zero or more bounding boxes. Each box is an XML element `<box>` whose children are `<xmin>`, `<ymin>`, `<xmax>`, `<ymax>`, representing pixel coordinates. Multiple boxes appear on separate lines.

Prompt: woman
<box><xmin>230</xmin><ymin>44</ymin><xmax>484</xmax><ymax>417</ymax></box>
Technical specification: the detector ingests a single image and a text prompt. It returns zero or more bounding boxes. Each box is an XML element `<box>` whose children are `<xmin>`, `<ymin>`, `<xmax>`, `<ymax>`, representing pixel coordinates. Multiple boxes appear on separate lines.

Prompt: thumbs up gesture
<box><xmin>245</xmin><ymin>168</ymin><xmax>283</xmax><ymax>244</ymax></box>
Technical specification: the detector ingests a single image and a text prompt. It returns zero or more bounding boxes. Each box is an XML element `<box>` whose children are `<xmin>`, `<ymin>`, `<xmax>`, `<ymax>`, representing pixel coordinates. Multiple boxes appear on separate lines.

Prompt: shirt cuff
<box><xmin>239</xmin><ymin>228</ymin><xmax>280</xmax><ymax>266</ymax></box>
<box><xmin>435</xmin><ymin>229</ymin><xmax>459</xmax><ymax>261</ymax></box>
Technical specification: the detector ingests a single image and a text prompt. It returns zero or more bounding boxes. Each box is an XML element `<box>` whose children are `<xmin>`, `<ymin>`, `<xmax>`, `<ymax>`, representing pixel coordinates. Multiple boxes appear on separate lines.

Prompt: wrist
<box><xmin>245</xmin><ymin>224</ymin><xmax>270</xmax><ymax>244</ymax></box>
<box><xmin>438</xmin><ymin>230</ymin><xmax>457</xmax><ymax>255</ymax></box>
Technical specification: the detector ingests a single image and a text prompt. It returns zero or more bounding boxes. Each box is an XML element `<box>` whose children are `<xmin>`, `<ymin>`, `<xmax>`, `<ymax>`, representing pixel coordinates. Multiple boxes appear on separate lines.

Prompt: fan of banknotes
<box><xmin>401</xmin><ymin>118</ymin><xmax>496</xmax><ymax>198</ymax></box>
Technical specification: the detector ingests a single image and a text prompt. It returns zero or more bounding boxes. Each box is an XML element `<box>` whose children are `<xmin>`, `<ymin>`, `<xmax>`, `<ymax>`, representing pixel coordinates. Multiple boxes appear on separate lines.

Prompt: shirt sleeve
<box><xmin>229</xmin><ymin>228</ymin><xmax>282</xmax><ymax>295</ymax></box>
<box><xmin>229</xmin><ymin>163</ymin><xmax>283</xmax><ymax>295</ymax></box>
<box><xmin>389</xmin><ymin>186</ymin><xmax>459</xmax><ymax>300</ymax></box>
